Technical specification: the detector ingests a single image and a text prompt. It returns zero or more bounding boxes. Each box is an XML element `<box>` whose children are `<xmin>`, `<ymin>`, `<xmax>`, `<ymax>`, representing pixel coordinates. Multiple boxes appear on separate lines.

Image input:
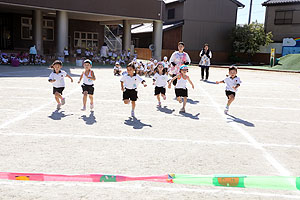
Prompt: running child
<box><xmin>216</xmin><ymin>66</ymin><xmax>241</xmax><ymax>114</ymax></box>
<box><xmin>48</xmin><ymin>60</ymin><xmax>73</xmax><ymax>110</ymax></box>
<box><xmin>168</xmin><ymin>65</ymin><xmax>194</xmax><ymax>113</ymax></box>
<box><xmin>114</xmin><ymin>62</ymin><xmax>122</xmax><ymax>76</ymax></box>
<box><xmin>120</xmin><ymin>62</ymin><xmax>147</xmax><ymax>117</ymax></box>
<box><xmin>153</xmin><ymin>62</ymin><xmax>169</xmax><ymax>107</ymax></box>
<box><xmin>78</xmin><ymin>59</ymin><xmax>96</xmax><ymax>111</ymax></box>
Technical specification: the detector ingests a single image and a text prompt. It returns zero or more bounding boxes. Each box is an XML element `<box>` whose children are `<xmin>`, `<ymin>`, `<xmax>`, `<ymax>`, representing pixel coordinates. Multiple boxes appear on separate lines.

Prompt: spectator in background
<box><xmin>100</xmin><ymin>43</ymin><xmax>109</xmax><ymax>64</ymax></box>
<box><xmin>199</xmin><ymin>43</ymin><xmax>213</xmax><ymax>81</ymax></box>
<box><xmin>64</xmin><ymin>47</ymin><xmax>69</xmax><ymax>63</ymax></box>
<box><xmin>29</xmin><ymin>45</ymin><xmax>37</xmax><ymax>65</ymax></box>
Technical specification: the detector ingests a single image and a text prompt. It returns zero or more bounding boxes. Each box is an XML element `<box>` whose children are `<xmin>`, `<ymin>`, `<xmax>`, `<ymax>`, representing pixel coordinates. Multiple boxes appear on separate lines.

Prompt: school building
<box><xmin>0</xmin><ymin>0</ymin><xmax>164</xmax><ymax>60</ymax></box>
<box><xmin>132</xmin><ymin>0</ymin><xmax>244</xmax><ymax>63</ymax></box>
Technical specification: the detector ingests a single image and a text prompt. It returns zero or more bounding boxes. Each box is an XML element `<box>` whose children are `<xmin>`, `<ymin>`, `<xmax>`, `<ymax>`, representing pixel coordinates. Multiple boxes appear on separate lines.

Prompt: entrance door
<box><xmin>0</xmin><ymin>14</ymin><xmax>13</xmax><ymax>49</ymax></box>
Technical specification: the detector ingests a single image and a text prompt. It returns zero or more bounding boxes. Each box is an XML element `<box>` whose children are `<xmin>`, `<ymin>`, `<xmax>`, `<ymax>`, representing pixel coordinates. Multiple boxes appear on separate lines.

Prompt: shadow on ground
<box><xmin>80</xmin><ymin>111</ymin><xmax>97</xmax><ymax>125</ymax></box>
<box><xmin>226</xmin><ymin>114</ymin><xmax>255</xmax><ymax>127</ymax></box>
<box><xmin>203</xmin><ymin>80</ymin><xmax>217</xmax><ymax>84</ymax></box>
<box><xmin>174</xmin><ymin>112</ymin><xmax>200</xmax><ymax>120</ymax></box>
<box><xmin>187</xmin><ymin>98</ymin><xmax>199</xmax><ymax>104</ymax></box>
<box><xmin>48</xmin><ymin>110</ymin><xmax>73</xmax><ymax>120</ymax></box>
<box><xmin>157</xmin><ymin>106</ymin><xmax>175</xmax><ymax>114</ymax></box>
<box><xmin>124</xmin><ymin>117</ymin><xmax>152</xmax><ymax>129</ymax></box>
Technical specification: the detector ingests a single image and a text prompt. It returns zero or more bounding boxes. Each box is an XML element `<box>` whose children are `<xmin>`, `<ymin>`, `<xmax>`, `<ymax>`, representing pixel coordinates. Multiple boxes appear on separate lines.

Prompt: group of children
<box><xmin>0</xmin><ymin>52</ymin><xmax>46</xmax><ymax>66</ymax></box>
<box><xmin>49</xmin><ymin>42</ymin><xmax>241</xmax><ymax>117</ymax></box>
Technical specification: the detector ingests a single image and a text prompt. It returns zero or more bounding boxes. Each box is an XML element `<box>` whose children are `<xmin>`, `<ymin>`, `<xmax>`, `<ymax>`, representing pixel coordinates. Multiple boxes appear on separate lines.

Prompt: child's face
<box><xmin>229</xmin><ymin>69</ymin><xmax>237</xmax><ymax>78</ymax></box>
<box><xmin>181</xmin><ymin>69</ymin><xmax>188</xmax><ymax>74</ymax></box>
<box><xmin>157</xmin><ymin>65</ymin><xmax>163</xmax><ymax>71</ymax></box>
<box><xmin>53</xmin><ymin>64</ymin><xmax>62</xmax><ymax>72</ymax></box>
<box><xmin>83</xmin><ymin>63</ymin><xmax>91</xmax><ymax>70</ymax></box>
<box><xmin>204</xmin><ymin>46</ymin><xmax>209</xmax><ymax>51</ymax></box>
<box><xmin>127</xmin><ymin>67</ymin><xmax>134</xmax><ymax>75</ymax></box>
<box><xmin>178</xmin><ymin>44</ymin><xmax>184</xmax><ymax>52</ymax></box>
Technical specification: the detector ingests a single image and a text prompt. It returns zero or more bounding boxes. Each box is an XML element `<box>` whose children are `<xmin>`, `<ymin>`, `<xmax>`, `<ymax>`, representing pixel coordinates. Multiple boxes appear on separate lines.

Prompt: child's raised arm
<box><xmin>78</xmin><ymin>73</ymin><xmax>83</xmax><ymax>84</ymax></box>
<box><xmin>89</xmin><ymin>70</ymin><xmax>96</xmax><ymax>81</ymax></box>
<box><xmin>168</xmin><ymin>75</ymin><xmax>179</xmax><ymax>88</ymax></box>
<box><xmin>187</xmin><ymin>76</ymin><xmax>194</xmax><ymax>89</ymax></box>
<box><xmin>66</xmin><ymin>74</ymin><xmax>73</xmax><ymax>82</ymax></box>
<box><xmin>216</xmin><ymin>80</ymin><xmax>225</xmax><ymax>84</ymax></box>
<box><xmin>120</xmin><ymin>81</ymin><xmax>124</xmax><ymax>91</ymax></box>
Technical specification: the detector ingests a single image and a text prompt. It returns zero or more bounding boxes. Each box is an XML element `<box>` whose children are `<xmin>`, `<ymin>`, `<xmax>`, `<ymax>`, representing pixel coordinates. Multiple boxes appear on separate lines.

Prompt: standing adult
<box><xmin>199</xmin><ymin>44</ymin><xmax>212</xmax><ymax>81</ymax></box>
<box><xmin>29</xmin><ymin>45</ymin><xmax>37</xmax><ymax>65</ymax></box>
<box><xmin>169</xmin><ymin>42</ymin><xmax>191</xmax><ymax>85</ymax></box>
<box><xmin>100</xmin><ymin>43</ymin><xmax>109</xmax><ymax>64</ymax></box>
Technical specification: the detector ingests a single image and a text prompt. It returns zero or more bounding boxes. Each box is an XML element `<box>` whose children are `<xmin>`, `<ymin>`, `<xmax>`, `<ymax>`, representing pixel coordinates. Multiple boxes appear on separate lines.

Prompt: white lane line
<box><xmin>198</xmin><ymin>84</ymin><xmax>292</xmax><ymax>176</ymax></box>
<box><xmin>1</xmin><ymin>132</ymin><xmax>300</xmax><ymax>150</ymax></box>
<box><xmin>0</xmin><ymin>88</ymin><xmax>79</xmax><ymax>130</ymax></box>
<box><xmin>0</xmin><ymin>180</ymin><xmax>299</xmax><ymax>199</ymax></box>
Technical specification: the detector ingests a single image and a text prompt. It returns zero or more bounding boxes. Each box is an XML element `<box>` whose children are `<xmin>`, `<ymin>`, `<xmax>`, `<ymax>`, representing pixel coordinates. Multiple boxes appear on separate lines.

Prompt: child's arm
<box><xmin>168</xmin><ymin>75</ymin><xmax>179</xmax><ymax>88</ymax></box>
<box><xmin>89</xmin><ymin>70</ymin><xmax>96</xmax><ymax>81</ymax></box>
<box><xmin>232</xmin><ymin>84</ymin><xmax>240</xmax><ymax>91</ymax></box>
<box><xmin>48</xmin><ymin>74</ymin><xmax>55</xmax><ymax>83</ymax></box>
<box><xmin>216</xmin><ymin>80</ymin><xmax>225</xmax><ymax>84</ymax></box>
<box><xmin>78</xmin><ymin>73</ymin><xmax>83</xmax><ymax>84</ymax></box>
<box><xmin>187</xmin><ymin>76</ymin><xmax>194</xmax><ymax>89</ymax></box>
<box><xmin>120</xmin><ymin>81</ymin><xmax>125</xmax><ymax>91</ymax></box>
<box><xmin>66</xmin><ymin>74</ymin><xmax>73</xmax><ymax>82</ymax></box>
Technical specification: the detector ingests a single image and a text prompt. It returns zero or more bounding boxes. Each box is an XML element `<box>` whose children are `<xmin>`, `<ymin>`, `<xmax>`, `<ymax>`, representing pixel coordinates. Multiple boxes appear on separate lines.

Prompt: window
<box><xmin>275</xmin><ymin>11</ymin><xmax>293</xmax><ymax>25</ymax></box>
<box><xmin>21</xmin><ymin>17</ymin><xmax>32</xmax><ymax>40</ymax></box>
<box><xmin>43</xmin><ymin>19</ymin><xmax>54</xmax><ymax>41</ymax></box>
<box><xmin>21</xmin><ymin>17</ymin><xmax>54</xmax><ymax>40</ymax></box>
<box><xmin>168</xmin><ymin>8</ymin><xmax>175</xmax><ymax>20</ymax></box>
<box><xmin>74</xmin><ymin>31</ymin><xmax>99</xmax><ymax>49</ymax></box>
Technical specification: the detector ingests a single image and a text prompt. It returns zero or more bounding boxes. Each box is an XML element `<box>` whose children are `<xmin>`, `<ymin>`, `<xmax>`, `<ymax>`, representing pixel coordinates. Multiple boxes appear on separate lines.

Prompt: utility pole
<box><xmin>248</xmin><ymin>0</ymin><xmax>253</xmax><ymax>25</ymax></box>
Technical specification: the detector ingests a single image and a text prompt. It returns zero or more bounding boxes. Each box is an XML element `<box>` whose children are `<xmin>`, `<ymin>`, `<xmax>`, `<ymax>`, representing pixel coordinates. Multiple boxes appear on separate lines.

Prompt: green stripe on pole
<box><xmin>213</xmin><ymin>176</ymin><xmax>245</xmax><ymax>188</ymax></box>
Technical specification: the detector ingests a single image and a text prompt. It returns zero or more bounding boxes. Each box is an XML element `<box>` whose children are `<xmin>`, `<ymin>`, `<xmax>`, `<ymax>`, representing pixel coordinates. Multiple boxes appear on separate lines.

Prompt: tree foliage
<box><xmin>231</xmin><ymin>22</ymin><xmax>273</xmax><ymax>56</ymax></box>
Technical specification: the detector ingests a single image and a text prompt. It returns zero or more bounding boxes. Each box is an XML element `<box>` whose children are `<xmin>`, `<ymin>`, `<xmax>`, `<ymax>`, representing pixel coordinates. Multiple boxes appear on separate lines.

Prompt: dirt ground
<box><xmin>0</xmin><ymin>65</ymin><xmax>300</xmax><ymax>199</ymax></box>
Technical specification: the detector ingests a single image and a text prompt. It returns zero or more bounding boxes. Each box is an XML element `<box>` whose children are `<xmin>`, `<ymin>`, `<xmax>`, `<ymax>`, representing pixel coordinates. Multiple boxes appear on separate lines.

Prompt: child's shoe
<box><xmin>157</xmin><ymin>102</ymin><xmax>162</xmax><ymax>107</ymax></box>
<box><xmin>61</xmin><ymin>98</ymin><xmax>66</xmax><ymax>105</ymax></box>
<box><xmin>81</xmin><ymin>106</ymin><xmax>86</xmax><ymax>111</ymax></box>
<box><xmin>131</xmin><ymin>110</ymin><xmax>135</xmax><ymax>117</ymax></box>
<box><xmin>224</xmin><ymin>106</ymin><xmax>229</xmax><ymax>114</ymax></box>
<box><xmin>180</xmin><ymin>107</ymin><xmax>185</xmax><ymax>113</ymax></box>
<box><xmin>90</xmin><ymin>104</ymin><xmax>94</xmax><ymax>110</ymax></box>
<box><xmin>57</xmin><ymin>103</ymin><xmax>61</xmax><ymax>110</ymax></box>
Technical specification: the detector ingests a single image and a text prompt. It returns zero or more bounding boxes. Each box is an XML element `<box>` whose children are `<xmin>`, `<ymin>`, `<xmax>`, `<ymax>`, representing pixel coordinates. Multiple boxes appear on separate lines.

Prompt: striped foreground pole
<box><xmin>1</xmin><ymin>172</ymin><xmax>300</xmax><ymax>191</ymax></box>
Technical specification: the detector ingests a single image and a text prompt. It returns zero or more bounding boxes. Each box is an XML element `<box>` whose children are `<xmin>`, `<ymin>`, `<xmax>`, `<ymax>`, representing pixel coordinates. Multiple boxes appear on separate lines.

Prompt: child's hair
<box><xmin>50</xmin><ymin>60</ymin><xmax>62</xmax><ymax>68</ymax></box>
<box><xmin>229</xmin><ymin>66</ymin><xmax>237</xmax><ymax>72</ymax></box>
<box><xmin>127</xmin><ymin>62</ymin><xmax>137</xmax><ymax>75</ymax></box>
<box><xmin>178</xmin><ymin>41</ymin><xmax>185</xmax><ymax>46</ymax></box>
<box><xmin>154</xmin><ymin>63</ymin><xmax>167</xmax><ymax>75</ymax></box>
<box><xmin>204</xmin><ymin>43</ymin><xmax>209</xmax><ymax>48</ymax></box>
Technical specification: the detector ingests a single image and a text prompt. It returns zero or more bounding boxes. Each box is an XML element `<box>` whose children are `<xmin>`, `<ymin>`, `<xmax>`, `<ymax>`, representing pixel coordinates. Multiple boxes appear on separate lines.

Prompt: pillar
<box><xmin>56</xmin><ymin>11</ymin><xmax>68</xmax><ymax>57</ymax></box>
<box><xmin>153</xmin><ymin>20</ymin><xmax>163</xmax><ymax>61</ymax></box>
<box><xmin>122</xmin><ymin>20</ymin><xmax>131</xmax><ymax>51</ymax></box>
<box><xmin>32</xmin><ymin>10</ymin><xmax>43</xmax><ymax>55</ymax></box>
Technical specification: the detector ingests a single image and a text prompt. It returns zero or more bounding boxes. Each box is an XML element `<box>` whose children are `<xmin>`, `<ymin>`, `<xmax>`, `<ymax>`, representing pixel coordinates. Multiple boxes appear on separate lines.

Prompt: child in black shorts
<box><xmin>153</xmin><ymin>62</ymin><xmax>169</xmax><ymax>107</ymax></box>
<box><xmin>48</xmin><ymin>60</ymin><xmax>73</xmax><ymax>110</ymax></box>
<box><xmin>216</xmin><ymin>66</ymin><xmax>241</xmax><ymax>114</ymax></box>
<box><xmin>120</xmin><ymin>62</ymin><xmax>147</xmax><ymax>117</ymax></box>
<box><xmin>78</xmin><ymin>59</ymin><xmax>96</xmax><ymax>111</ymax></box>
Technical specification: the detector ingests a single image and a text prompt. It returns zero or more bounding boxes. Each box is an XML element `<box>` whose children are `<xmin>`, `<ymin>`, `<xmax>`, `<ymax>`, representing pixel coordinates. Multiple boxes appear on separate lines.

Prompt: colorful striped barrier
<box><xmin>1</xmin><ymin>172</ymin><xmax>300</xmax><ymax>191</ymax></box>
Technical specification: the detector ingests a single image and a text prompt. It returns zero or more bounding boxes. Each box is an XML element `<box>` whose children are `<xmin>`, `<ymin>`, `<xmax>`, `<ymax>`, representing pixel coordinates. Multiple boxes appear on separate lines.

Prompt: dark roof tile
<box><xmin>262</xmin><ymin>0</ymin><xmax>300</xmax><ymax>6</ymax></box>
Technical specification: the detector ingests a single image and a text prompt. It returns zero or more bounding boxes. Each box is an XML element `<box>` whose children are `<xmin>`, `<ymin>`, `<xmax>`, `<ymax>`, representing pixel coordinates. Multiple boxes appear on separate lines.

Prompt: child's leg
<box><xmin>205</xmin><ymin>67</ymin><xmax>209</xmax><ymax>80</ymax></box>
<box><xmin>227</xmin><ymin>94</ymin><xmax>235</xmax><ymax>107</ymax></box>
<box><xmin>183</xmin><ymin>97</ymin><xmax>187</xmax><ymax>108</ymax></box>
<box><xmin>131</xmin><ymin>101</ymin><xmax>136</xmax><ymax>111</ymax></box>
<box><xmin>123</xmin><ymin>100</ymin><xmax>130</xmax><ymax>104</ymax></box>
<box><xmin>201</xmin><ymin>66</ymin><xmax>204</xmax><ymax>79</ymax></box>
<box><xmin>89</xmin><ymin>94</ymin><xmax>94</xmax><ymax>105</ymax></box>
<box><xmin>83</xmin><ymin>91</ymin><xmax>88</xmax><ymax>107</ymax></box>
<box><xmin>156</xmin><ymin>94</ymin><xmax>161</xmax><ymax>102</ymax></box>
<box><xmin>54</xmin><ymin>92</ymin><xmax>63</xmax><ymax>104</ymax></box>
<box><xmin>177</xmin><ymin>96</ymin><xmax>182</xmax><ymax>103</ymax></box>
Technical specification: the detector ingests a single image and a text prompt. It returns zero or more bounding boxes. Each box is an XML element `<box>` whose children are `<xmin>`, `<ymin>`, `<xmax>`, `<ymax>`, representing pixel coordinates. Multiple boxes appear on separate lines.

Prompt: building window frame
<box><xmin>43</xmin><ymin>19</ymin><xmax>54</xmax><ymax>41</ymax></box>
<box><xmin>274</xmin><ymin>10</ymin><xmax>293</xmax><ymax>25</ymax></box>
<box><xmin>21</xmin><ymin>17</ymin><xmax>32</xmax><ymax>40</ymax></box>
<box><xmin>168</xmin><ymin>8</ymin><xmax>175</xmax><ymax>20</ymax></box>
<box><xmin>74</xmin><ymin>31</ymin><xmax>99</xmax><ymax>49</ymax></box>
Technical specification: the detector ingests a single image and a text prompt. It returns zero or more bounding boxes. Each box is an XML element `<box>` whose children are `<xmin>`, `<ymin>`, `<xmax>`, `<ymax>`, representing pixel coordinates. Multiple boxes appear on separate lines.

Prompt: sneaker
<box><xmin>200</xmin><ymin>79</ymin><xmax>204</xmax><ymax>81</ymax></box>
<box><xmin>224</xmin><ymin>106</ymin><xmax>229</xmax><ymax>114</ymax></box>
<box><xmin>180</xmin><ymin>107</ymin><xmax>185</xmax><ymax>113</ymax></box>
<box><xmin>90</xmin><ymin>104</ymin><xmax>94</xmax><ymax>110</ymax></box>
<box><xmin>157</xmin><ymin>102</ymin><xmax>162</xmax><ymax>107</ymax></box>
<box><xmin>57</xmin><ymin>103</ymin><xmax>61</xmax><ymax>110</ymax></box>
<box><xmin>81</xmin><ymin>106</ymin><xmax>86</xmax><ymax>111</ymax></box>
<box><xmin>61</xmin><ymin>98</ymin><xmax>65</xmax><ymax>105</ymax></box>
<box><xmin>131</xmin><ymin>110</ymin><xmax>135</xmax><ymax>117</ymax></box>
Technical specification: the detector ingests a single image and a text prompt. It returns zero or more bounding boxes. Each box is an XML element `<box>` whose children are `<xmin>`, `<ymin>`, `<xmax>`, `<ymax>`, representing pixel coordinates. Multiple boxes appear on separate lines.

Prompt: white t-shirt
<box><xmin>120</xmin><ymin>74</ymin><xmax>144</xmax><ymax>90</ymax></box>
<box><xmin>2</xmin><ymin>58</ymin><xmax>8</xmax><ymax>63</ymax></box>
<box><xmin>224</xmin><ymin>76</ymin><xmax>241</xmax><ymax>92</ymax></box>
<box><xmin>76</xmin><ymin>49</ymin><xmax>82</xmax><ymax>54</ymax></box>
<box><xmin>162</xmin><ymin>61</ymin><xmax>169</xmax><ymax>68</ymax></box>
<box><xmin>48</xmin><ymin>70</ymin><xmax>67</xmax><ymax>88</ymax></box>
<box><xmin>114</xmin><ymin>66</ymin><xmax>121</xmax><ymax>70</ymax></box>
<box><xmin>82</xmin><ymin>71</ymin><xmax>94</xmax><ymax>85</ymax></box>
<box><xmin>153</xmin><ymin>73</ymin><xmax>169</xmax><ymax>88</ymax></box>
<box><xmin>64</xmin><ymin>50</ymin><xmax>69</xmax><ymax>56</ymax></box>
<box><xmin>175</xmin><ymin>74</ymin><xmax>188</xmax><ymax>89</ymax></box>
<box><xmin>169</xmin><ymin>51</ymin><xmax>191</xmax><ymax>75</ymax></box>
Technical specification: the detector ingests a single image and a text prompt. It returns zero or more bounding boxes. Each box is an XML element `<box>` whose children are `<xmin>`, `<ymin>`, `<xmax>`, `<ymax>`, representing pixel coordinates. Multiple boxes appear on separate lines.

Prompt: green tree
<box><xmin>231</xmin><ymin>22</ymin><xmax>273</xmax><ymax>57</ymax></box>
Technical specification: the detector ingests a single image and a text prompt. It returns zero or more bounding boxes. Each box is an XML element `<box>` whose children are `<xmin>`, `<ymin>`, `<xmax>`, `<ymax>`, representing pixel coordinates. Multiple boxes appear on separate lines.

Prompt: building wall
<box><xmin>264</xmin><ymin>4</ymin><xmax>300</xmax><ymax>42</ymax></box>
<box><xmin>163</xmin><ymin>2</ymin><xmax>184</xmax><ymax>24</ymax></box>
<box><xmin>182</xmin><ymin>0</ymin><xmax>238</xmax><ymax>52</ymax></box>
<box><xmin>162</xmin><ymin>26</ymin><xmax>182</xmax><ymax>50</ymax></box>
<box><xmin>0</xmin><ymin>0</ymin><xmax>161</xmax><ymax>20</ymax></box>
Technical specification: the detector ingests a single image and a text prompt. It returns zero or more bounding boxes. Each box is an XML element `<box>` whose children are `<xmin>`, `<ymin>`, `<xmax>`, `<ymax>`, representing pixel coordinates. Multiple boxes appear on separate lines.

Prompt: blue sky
<box><xmin>237</xmin><ymin>0</ymin><xmax>266</xmax><ymax>24</ymax></box>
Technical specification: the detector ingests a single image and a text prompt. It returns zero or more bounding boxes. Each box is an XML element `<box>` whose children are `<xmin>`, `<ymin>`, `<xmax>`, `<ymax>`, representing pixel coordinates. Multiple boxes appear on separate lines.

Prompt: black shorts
<box><xmin>123</xmin><ymin>88</ymin><xmax>138</xmax><ymax>101</ymax></box>
<box><xmin>175</xmin><ymin>88</ymin><xmax>188</xmax><ymax>97</ymax></box>
<box><xmin>53</xmin><ymin>87</ymin><xmax>64</xmax><ymax>95</ymax></box>
<box><xmin>155</xmin><ymin>86</ymin><xmax>166</xmax><ymax>95</ymax></box>
<box><xmin>82</xmin><ymin>84</ymin><xmax>94</xmax><ymax>95</ymax></box>
<box><xmin>225</xmin><ymin>90</ymin><xmax>236</xmax><ymax>99</ymax></box>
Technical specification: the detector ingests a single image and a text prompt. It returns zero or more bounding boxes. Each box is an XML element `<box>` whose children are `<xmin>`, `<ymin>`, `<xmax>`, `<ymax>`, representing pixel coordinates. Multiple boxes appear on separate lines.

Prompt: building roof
<box><xmin>131</xmin><ymin>21</ymin><xmax>184</xmax><ymax>34</ymax></box>
<box><xmin>164</xmin><ymin>0</ymin><xmax>244</xmax><ymax>7</ymax></box>
<box><xmin>262</xmin><ymin>0</ymin><xmax>300</xmax><ymax>6</ymax></box>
